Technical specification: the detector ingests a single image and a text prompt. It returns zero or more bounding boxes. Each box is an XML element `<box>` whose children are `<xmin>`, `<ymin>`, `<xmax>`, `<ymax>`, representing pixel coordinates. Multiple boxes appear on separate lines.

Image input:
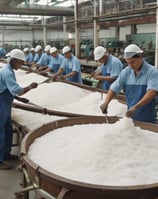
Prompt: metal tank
<box><xmin>18</xmin><ymin>116</ymin><xmax>158</xmax><ymax>199</ymax></box>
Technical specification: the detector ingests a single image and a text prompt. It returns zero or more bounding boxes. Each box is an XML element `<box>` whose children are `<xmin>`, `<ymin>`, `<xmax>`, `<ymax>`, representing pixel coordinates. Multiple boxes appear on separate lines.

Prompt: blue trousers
<box><xmin>0</xmin><ymin>90</ymin><xmax>14</xmax><ymax>162</ymax></box>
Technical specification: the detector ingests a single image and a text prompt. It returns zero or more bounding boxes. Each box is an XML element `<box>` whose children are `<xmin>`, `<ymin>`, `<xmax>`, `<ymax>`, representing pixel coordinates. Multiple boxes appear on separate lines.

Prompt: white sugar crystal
<box><xmin>28</xmin><ymin>118</ymin><xmax>158</xmax><ymax>186</ymax></box>
<box><xmin>12</xmin><ymin>108</ymin><xmax>65</xmax><ymax>131</ymax></box>
<box><xmin>15</xmin><ymin>72</ymin><xmax>48</xmax><ymax>87</ymax></box>
<box><xmin>17</xmin><ymin>82</ymin><xmax>126</xmax><ymax>116</ymax></box>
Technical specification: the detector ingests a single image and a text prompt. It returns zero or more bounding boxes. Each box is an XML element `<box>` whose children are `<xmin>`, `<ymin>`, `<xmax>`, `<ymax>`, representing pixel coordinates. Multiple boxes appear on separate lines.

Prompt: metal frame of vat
<box><xmin>17</xmin><ymin>117</ymin><xmax>158</xmax><ymax>199</ymax></box>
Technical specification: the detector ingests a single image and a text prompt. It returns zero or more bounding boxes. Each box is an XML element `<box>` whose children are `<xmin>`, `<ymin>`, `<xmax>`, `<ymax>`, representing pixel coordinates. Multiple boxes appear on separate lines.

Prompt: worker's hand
<box><xmin>126</xmin><ymin>105</ymin><xmax>138</xmax><ymax>118</ymax></box>
<box><xmin>29</xmin><ymin>82</ymin><xmax>38</xmax><ymax>89</ymax></box>
<box><xmin>51</xmin><ymin>75</ymin><xmax>58</xmax><ymax>81</ymax></box>
<box><xmin>100</xmin><ymin>103</ymin><xmax>108</xmax><ymax>114</ymax></box>
<box><xmin>60</xmin><ymin>75</ymin><xmax>66</xmax><ymax>80</ymax></box>
<box><xmin>38</xmin><ymin>70</ymin><xmax>45</xmax><ymax>75</ymax></box>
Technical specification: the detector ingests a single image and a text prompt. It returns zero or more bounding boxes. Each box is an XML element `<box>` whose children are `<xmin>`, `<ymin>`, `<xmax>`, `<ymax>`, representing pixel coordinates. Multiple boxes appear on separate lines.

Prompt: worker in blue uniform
<box><xmin>0</xmin><ymin>47</ymin><xmax>6</xmax><ymax>59</ymax></box>
<box><xmin>0</xmin><ymin>49</ymin><xmax>38</xmax><ymax>169</ymax></box>
<box><xmin>93</xmin><ymin>46</ymin><xmax>123</xmax><ymax>91</ymax></box>
<box><xmin>48</xmin><ymin>47</ymin><xmax>65</xmax><ymax>73</ymax></box>
<box><xmin>38</xmin><ymin>47</ymin><xmax>65</xmax><ymax>75</ymax></box>
<box><xmin>23</xmin><ymin>47</ymin><xmax>33</xmax><ymax>66</ymax></box>
<box><xmin>52</xmin><ymin>46</ymin><xmax>82</xmax><ymax>84</ymax></box>
<box><xmin>30</xmin><ymin>45</ymin><xmax>43</xmax><ymax>67</ymax></box>
<box><xmin>34</xmin><ymin>45</ymin><xmax>51</xmax><ymax>72</ymax></box>
<box><xmin>100</xmin><ymin>44</ymin><xmax>158</xmax><ymax>123</ymax></box>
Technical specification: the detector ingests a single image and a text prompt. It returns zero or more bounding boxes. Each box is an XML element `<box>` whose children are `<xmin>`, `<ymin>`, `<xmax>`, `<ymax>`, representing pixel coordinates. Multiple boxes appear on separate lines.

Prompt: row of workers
<box><xmin>23</xmin><ymin>44</ymin><xmax>124</xmax><ymax>90</ymax></box>
<box><xmin>4</xmin><ymin>44</ymin><xmax>158</xmax><ymax>124</ymax></box>
<box><xmin>0</xmin><ymin>44</ymin><xmax>158</xmax><ymax>169</ymax></box>
<box><xmin>23</xmin><ymin>45</ymin><xmax>82</xmax><ymax>84</ymax></box>
<box><xmin>23</xmin><ymin>44</ymin><xmax>158</xmax><ymax>124</ymax></box>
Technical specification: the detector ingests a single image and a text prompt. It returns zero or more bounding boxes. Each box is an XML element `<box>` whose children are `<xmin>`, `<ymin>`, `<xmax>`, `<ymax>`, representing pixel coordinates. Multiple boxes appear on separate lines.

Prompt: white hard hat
<box><xmin>30</xmin><ymin>48</ymin><xmax>35</xmax><ymax>52</ymax></box>
<box><xmin>35</xmin><ymin>45</ymin><xmax>42</xmax><ymax>52</ymax></box>
<box><xmin>23</xmin><ymin>47</ymin><xmax>29</xmax><ymax>53</ymax></box>
<box><xmin>8</xmin><ymin>49</ymin><xmax>26</xmax><ymax>61</ymax></box>
<box><xmin>44</xmin><ymin>45</ymin><xmax>51</xmax><ymax>52</ymax></box>
<box><xmin>50</xmin><ymin>47</ymin><xmax>57</xmax><ymax>54</ymax></box>
<box><xmin>94</xmin><ymin>46</ymin><xmax>107</xmax><ymax>61</ymax></box>
<box><xmin>124</xmin><ymin>44</ymin><xmax>143</xmax><ymax>58</ymax></box>
<box><xmin>63</xmin><ymin>46</ymin><xmax>71</xmax><ymax>54</ymax></box>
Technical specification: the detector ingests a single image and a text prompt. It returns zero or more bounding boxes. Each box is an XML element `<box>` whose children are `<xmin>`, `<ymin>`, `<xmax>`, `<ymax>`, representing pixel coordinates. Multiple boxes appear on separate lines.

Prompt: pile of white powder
<box><xmin>15</xmin><ymin>72</ymin><xmax>49</xmax><ymax>87</ymax></box>
<box><xmin>17</xmin><ymin>81</ymin><xmax>126</xmax><ymax>117</ymax></box>
<box><xmin>12</xmin><ymin>108</ymin><xmax>65</xmax><ymax>131</ymax></box>
<box><xmin>28</xmin><ymin>117</ymin><xmax>158</xmax><ymax>186</ymax></box>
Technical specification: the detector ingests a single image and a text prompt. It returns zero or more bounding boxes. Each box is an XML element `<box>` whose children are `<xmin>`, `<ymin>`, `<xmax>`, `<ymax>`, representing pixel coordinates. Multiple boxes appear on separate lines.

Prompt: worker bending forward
<box><xmin>100</xmin><ymin>44</ymin><xmax>158</xmax><ymax>123</ymax></box>
<box><xmin>93</xmin><ymin>46</ymin><xmax>123</xmax><ymax>91</ymax></box>
<box><xmin>52</xmin><ymin>46</ymin><xmax>82</xmax><ymax>84</ymax></box>
<box><xmin>0</xmin><ymin>49</ymin><xmax>38</xmax><ymax>169</ymax></box>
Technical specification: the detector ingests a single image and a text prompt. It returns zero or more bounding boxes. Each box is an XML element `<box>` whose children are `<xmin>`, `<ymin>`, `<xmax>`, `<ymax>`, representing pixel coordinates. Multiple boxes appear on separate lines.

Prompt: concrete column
<box><xmin>32</xmin><ymin>28</ymin><xmax>35</xmax><ymax>47</ymax></box>
<box><xmin>115</xmin><ymin>26</ymin><xmax>120</xmax><ymax>41</ymax></box>
<box><xmin>42</xmin><ymin>16</ymin><xmax>47</xmax><ymax>46</ymax></box>
<box><xmin>139</xmin><ymin>0</ymin><xmax>143</xmax><ymax>8</ymax></box>
<box><xmin>2</xmin><ymin>29</ymin><xmax>4</xmax><ymax>46</ymax></box>
<box><xmin>74</xmin><ymin>0</ymin><xmax>80</xmax><ymax>57</ymax></box>
<box><xmin>99</xmin><ymin>0</ymin><xmax>103</xmax><ymax>15</ymax></box>
<box><xmin>63</xmin><ymin>16</ymin><xmax>66</xmax><ymax>32</ymax></box>
<box><xmin>155</xmin><ymin>0</ymin><xmax>158</xmax><ymax>67</ymax></box>
<box><xmin>94</xmin><ymin>0</ymin><xmax>99</xmax><ymax>49</ymax></box>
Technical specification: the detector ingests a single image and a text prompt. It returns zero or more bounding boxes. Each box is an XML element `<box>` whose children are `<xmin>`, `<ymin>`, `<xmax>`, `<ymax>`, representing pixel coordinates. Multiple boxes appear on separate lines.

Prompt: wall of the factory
<box><xmin>0</xmin><ymin>23</ymin><xmax>156</xmax><ymax>52</ymax></box>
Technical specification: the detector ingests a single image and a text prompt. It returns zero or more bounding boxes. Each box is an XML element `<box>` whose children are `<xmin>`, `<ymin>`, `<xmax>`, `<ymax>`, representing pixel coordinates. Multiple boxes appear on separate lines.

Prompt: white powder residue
<box><xmin>59</xmin><ymin>92</ymin><xmax>126</xmax><ymax>116</ymax></box>
<box><xmin>28</xmin><ymin>117</ymin><xmax>158</xmax><ymax>186</ymax></box>
<box><xmin>16</xmin><ymin>72</ymin><xmax>48</xmax><ymax>87</ymax></box>
<box><xmin>17</xmin><ymin>82</ymin><xmax>126</xmax><ymax>117</ymax></box>
<box><xmin>20</xmin><ymin>82</ymin><xmax>91</xmax><ymax>108</ymax></box>
<box><xmin>11</xmin><ymin>108</ymin><xmax>65</xmax><ymax>131</ymax></box>
<box><xmin>15</xmin><ymin>69</ymin><xmax>29</xmax><ymax>80</ymax></box>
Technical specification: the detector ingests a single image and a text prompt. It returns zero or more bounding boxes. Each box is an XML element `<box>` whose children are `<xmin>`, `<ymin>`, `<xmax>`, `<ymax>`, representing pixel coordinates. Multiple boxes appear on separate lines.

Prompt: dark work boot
<box><xmin>4</xmin><ymin>154</ymin><xmax>19</xmax><ymax>161</ymax></box>
<box><xmin>0</xmin><ymin>162</ymin><xmax>13</xmax><ymax>170</ymax></box>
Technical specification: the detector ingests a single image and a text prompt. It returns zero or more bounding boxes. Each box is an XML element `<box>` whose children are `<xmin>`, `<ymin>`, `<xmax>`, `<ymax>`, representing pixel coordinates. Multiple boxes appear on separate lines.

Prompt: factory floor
<box><xmin>0</xmin><ymin>145</ymin><xmax>37</xmax><ymax>199</ymax></box>
<box><xmin>0</xmin><ymin>145</ymin><xmax>55</xmax><ymax>199</ymax></box>
<box><xmin>0</xmin><ymin>158</ymin><xmax>22</xmax><ymax>199</ymax></box>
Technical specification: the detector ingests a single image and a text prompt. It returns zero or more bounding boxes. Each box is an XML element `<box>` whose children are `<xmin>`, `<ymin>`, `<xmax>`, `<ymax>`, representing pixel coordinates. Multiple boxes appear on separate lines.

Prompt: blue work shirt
<box><xmin>101</xmin><ymin>54</ymin><xmax>123</xmax><ymax>90</ymax></box>
<box><xmin>25</xmin><ymin>53</ymin><xmax>33</xmax><ymax>63</ymax></box>
<box><xmin>61</xmin><ymin>54</ymin><xmax>82</xmax><ymax>83</ymax></box>
<box><xmin>33</xmin><ymin>52</ymin><xmax>42</xmax><ymax>62</ymax></box>
<box><xmin>48</xmin><ymin>53</ymin><xmax>65</xmax><ymax>73</ymax></box>
<box><xmin>0</xmin><ymin>48</ymin><xmax>6</xmax><ymax>58</ymax></box>
<box><xmin>110</xmin><ymin>60</ymin><xmax>158</xmax><ymax>123</ymax></box>
<box><xmin>37</xmin><ymin>53</ymin><xmax>51</xmax><ymax>66</ymax></box>
<box><xmin>0</xmin><ymin>64</ymin><xmax>23</xmax><ymax>96</ymax></box>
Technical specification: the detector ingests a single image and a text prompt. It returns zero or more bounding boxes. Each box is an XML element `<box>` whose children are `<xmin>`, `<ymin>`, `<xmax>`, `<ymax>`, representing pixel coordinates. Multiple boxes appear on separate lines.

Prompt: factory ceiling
<box><xmin>0</xmin><ymin>0</ymin><xmax>75</xmax><ymax>28</ymax></box>
<box><xmin>0</xmin><ymin>5</ymin><xmax>74</xmax><ymax>17</ymax></box>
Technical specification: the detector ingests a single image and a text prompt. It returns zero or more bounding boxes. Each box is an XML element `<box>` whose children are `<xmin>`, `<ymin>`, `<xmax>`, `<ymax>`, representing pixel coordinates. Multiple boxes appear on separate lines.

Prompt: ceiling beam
<box><xmin>0</xmin><ymin>5</ymin><xmax>74</xmax><ymax>16</ymax></box>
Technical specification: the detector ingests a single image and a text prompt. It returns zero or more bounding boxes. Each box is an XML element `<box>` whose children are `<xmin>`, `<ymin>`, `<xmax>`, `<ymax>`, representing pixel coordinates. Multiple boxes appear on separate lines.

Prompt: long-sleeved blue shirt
<box><xmin>0</xmin><ymin>64</ymin><xmax>23</xmax><ymax>96</ymax></box>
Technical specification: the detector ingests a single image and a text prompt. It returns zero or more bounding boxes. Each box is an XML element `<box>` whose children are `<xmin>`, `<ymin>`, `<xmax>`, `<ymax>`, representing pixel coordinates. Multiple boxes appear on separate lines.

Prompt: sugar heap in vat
<box><xmin>15</xmin><ymin>72</ymin><xmax>48</xmax><ymax>87</ymax></box>
<box><xmin>11</xmin><ymin>108</ymin><xmax>66</xmax><ymax>131</ymax></box>
<box><xmin>28</xmin><ymin>117</ymin><xmax>158</xmax><ymax>186</ymax></box>
<box><xmin>20</xmin><ymin>82</ymin><xmax>127</xmax><ymax>116</ymax></box>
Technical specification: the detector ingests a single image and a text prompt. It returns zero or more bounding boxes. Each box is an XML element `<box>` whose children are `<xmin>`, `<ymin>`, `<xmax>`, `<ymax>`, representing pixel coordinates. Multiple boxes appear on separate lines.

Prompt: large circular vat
<box><xmin>20</xmin><ymin>117</ymin><xmax>158</xmax><ymax>199</ymax></box>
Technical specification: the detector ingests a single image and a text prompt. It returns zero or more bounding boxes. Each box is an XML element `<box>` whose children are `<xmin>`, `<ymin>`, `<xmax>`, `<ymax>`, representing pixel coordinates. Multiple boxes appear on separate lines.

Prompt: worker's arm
<box><xmin>62</xmin><ymin>71</ymin><xmax>77</xmax><ymax>79</ymax></box>
<box><xmin>38</xmin><ymin>67</ymin><xmax>51</xmax><ymax>74</ymax></box>
<box><xmin>100</xmin><ymin>89</ymin><xmax>117</xmax><ymax>113</ymax></box>
<box><xmin>18</xmin><ymin>82</ymin><xmax>38</xmax><ymax>95</ymax></box>
<box><xmin>94</xmin><ymin>74</ymin><xmax>117</xmax><ymax>82</ymax></box>
<box><xmin>126</xmin><ymin>89</ymin><xmax>157</xmax><ymax>117</ymax></box>
<box><xmin>51</xmin><ymin>68</ymin><xmax>65</xmax><ymax>81</ymax></box>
